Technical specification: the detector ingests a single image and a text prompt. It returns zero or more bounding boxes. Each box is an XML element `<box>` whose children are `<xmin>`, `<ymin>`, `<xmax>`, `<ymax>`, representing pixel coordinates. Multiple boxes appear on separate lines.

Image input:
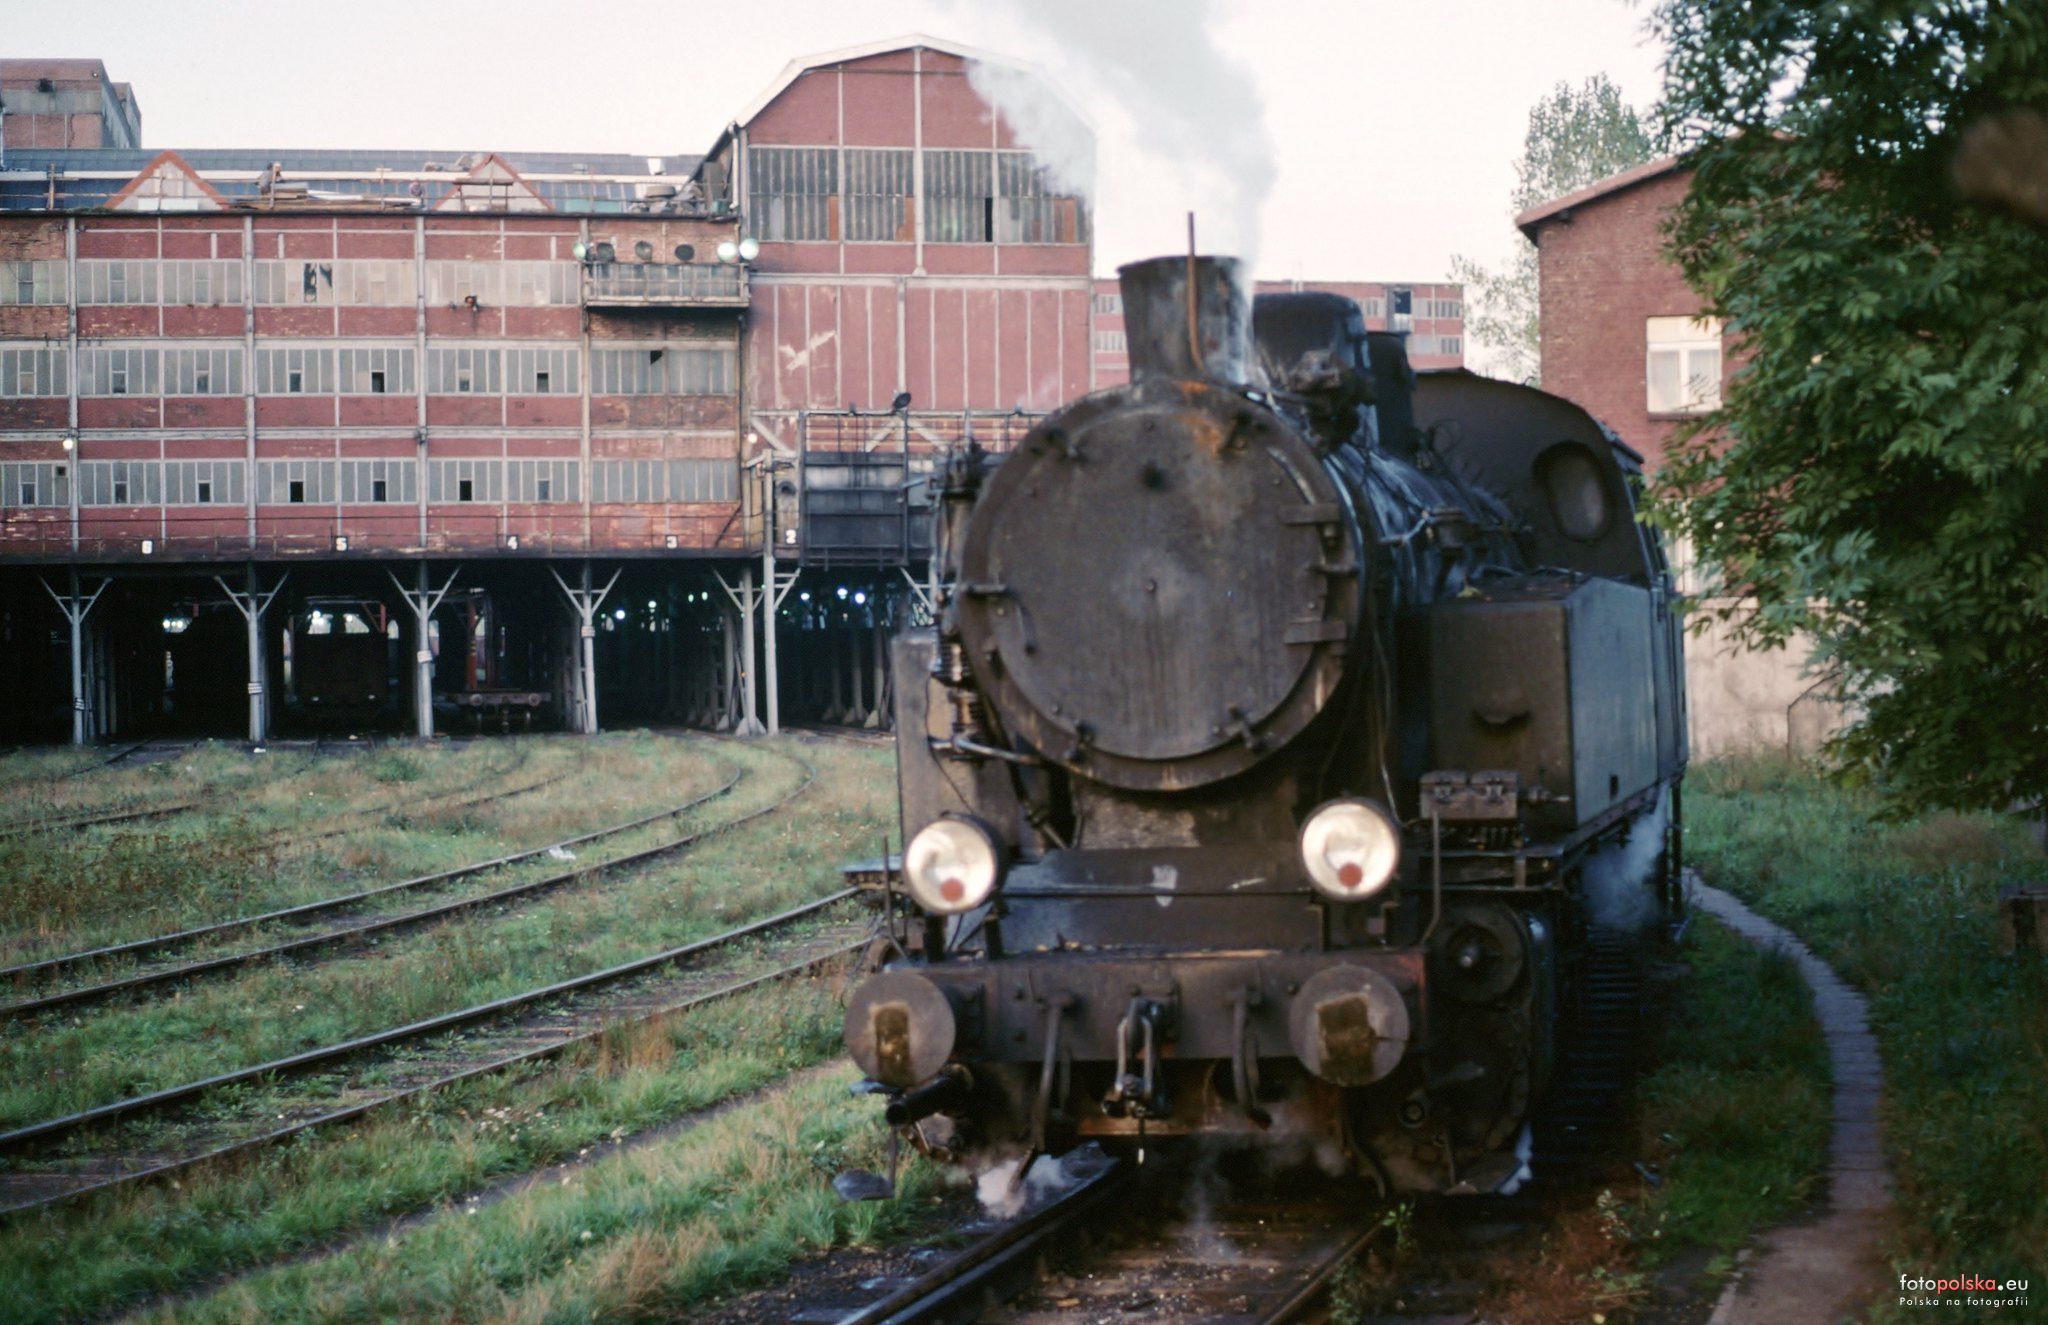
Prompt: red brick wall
<box><xmin>1529</xmin><ymin>169</ymin><xmax>1708</xmax><ymax>472</ymax></box>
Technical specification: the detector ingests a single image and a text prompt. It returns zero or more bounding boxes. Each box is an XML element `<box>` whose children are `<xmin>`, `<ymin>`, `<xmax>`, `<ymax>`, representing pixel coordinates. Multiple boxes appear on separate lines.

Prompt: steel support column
<box><xmin>215</xmin><ymin>566</ymin><xmax>288</xmax><ymax>744</ymax></box>
<box><xmin>548</xmin><ymin>561</ymin><xmax>618</xmax><ymax>736</ymax></box>
<box><xmin>760</xmin><ymin>540</ymin><xmax>799</xmax><ymax>736</ymax></box>
<box><xmin>388</xmin><ymin>563</ymin><xmax>460</xmax><ymax>739</ymax></box>
<box><xmin>41</xmin><ymin>567</ymin><xmax>108</xmax><ymax>747</ymax></box>
<box><xmin>714</xmin><ymin>565</ymin><xmax>766</xmax><ymax>736</ymax></box>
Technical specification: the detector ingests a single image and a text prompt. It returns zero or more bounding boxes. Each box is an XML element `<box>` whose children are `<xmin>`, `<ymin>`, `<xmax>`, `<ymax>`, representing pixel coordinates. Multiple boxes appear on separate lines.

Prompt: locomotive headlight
<box><xmin>1300</xmin><ymin>799</ymin><xmax>1402</xmax><ymax>902</ymax></box>
<box><xmin>904</xmin><ymin>816</ymin><xmax>1003</xmax><ymax>915</ymax></box>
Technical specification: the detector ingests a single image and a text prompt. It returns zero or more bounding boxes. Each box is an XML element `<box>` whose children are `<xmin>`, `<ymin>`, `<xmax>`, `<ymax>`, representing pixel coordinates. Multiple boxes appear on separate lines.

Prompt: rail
<box><xmin>583</xmin><ymin>261</ymin><xmax>746</xmax><ymax>306</ymax></box>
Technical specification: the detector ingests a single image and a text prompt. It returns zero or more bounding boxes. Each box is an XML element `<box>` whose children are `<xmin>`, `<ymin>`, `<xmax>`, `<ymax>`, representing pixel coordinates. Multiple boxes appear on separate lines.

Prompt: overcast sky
<box><xmin>10</xmin><ymin>0</ymin><xmax>1666</xmax><ymax>350</ymax></box>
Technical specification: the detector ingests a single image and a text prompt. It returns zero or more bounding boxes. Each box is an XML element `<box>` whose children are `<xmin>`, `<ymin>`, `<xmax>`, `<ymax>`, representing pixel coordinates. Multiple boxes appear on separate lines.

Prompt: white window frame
<box><xmin>1646</xmin><ymin>315</ymin><xmax>1724</xmax><ymax>416</ymax></box>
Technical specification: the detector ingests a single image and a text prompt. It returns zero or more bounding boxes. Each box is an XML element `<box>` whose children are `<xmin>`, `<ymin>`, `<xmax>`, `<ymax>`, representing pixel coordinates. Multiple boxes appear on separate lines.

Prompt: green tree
<box><xmin>1454</xmin><ymin>76</ymin><xmax>1661</xmax><ymax>383</ymax></box>
<box><xmin>1650</xmin><ymin>0</ymin><xmax>2048</xmax><ymax>813</ymax></box>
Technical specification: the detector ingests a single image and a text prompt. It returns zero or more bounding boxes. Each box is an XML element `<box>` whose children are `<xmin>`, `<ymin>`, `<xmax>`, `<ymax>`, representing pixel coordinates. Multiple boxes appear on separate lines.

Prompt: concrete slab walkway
<box><xmin>1693</xmin><ymin>876</ymin><xmax>1895</xmax><ymax>1325</ymax></box>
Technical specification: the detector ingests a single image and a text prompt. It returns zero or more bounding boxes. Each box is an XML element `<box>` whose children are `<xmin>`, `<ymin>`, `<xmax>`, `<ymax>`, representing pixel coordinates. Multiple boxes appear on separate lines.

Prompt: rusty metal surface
<box><xmin>955</xmin><ymin>378</ymin><xmax>1360</xmax><ymax>792</ymax></box>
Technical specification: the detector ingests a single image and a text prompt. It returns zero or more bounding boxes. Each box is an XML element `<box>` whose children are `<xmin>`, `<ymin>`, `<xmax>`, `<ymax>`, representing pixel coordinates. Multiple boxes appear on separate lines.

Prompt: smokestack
<box><xmin>1117</xmin><ymin>254</ymin><xmax>1253</xmax><ymax>386</ymax></box>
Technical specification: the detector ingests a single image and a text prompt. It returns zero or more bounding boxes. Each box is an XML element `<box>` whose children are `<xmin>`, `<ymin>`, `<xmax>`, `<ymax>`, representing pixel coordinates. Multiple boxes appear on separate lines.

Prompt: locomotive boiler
<box><xmin>844</xmin><ymin>254</ymin><xmax>1687</xmax><ymax>1194</ymax></box>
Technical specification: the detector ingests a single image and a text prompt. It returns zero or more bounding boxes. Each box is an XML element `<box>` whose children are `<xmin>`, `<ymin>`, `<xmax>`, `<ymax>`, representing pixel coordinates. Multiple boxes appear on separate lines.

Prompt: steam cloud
<box><xmin>954</xmin><ymin>0</ymin><xmax>1277</xmax><ymax>266</ymax></box>
<box><xmin>1581</xmin><ymin>789</ymin><xmax>1669</xmax><ymax>934</ymax></box>
<box><xmin>974</xmin><ymin>1148</ymin><xmax>1091</xmax><ymax>1220</ymax></box>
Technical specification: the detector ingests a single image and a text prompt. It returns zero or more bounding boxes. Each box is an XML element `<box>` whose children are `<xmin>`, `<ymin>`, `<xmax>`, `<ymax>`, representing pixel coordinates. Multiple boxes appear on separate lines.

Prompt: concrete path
<box><xmin>1692</xmin><ymin>877</ymin><xmax>1895</xmax><ymax>1325</ymax></box>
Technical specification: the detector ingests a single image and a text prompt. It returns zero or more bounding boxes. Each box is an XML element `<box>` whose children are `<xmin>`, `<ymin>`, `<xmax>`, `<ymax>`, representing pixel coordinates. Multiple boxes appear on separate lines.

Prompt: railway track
<box><xmin>0</xmin><ymin>762</ymin><xmax>752</xmax><ymax>1019</ymax></box>
<box><xmin>0</xmin><ymin>797</ymin><xmax>206</xmax><ymax>842</ymax></box>
<box><xmin>0</xmin><ymin>765</ymin><xmax>851</xmax><ymax>1216</ymax></box>
<box><xmin>0</xmin><ymin>735</ymin><xmax>510</xmax><ymax>843</ymax></box>
<box><xmin>827</xmin><ymin>1156</ymin><xmax>1384</xmax><ymax>1325</ymax></box>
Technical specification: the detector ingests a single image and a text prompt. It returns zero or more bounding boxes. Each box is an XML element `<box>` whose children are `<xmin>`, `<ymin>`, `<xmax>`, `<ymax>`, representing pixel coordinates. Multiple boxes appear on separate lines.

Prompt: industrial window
<box><xmin>254</xmin><ymin>345</ymin><xmax>336</xmax><ymax>394</ymax></box>
<box><xmin>251</xmin><ymin>260</ymin><xmax>338</xmax><ymax>306</ymax></box>
<box><xmin>0</xmin><ymin>346</ymin><xmax>69</xmax><ymax>396</ymax></box>
<box><xmin>994</xmin><ymin>152</ymin><xmax>1087</xmax><ymax>244</ymax></box>
<box><xmin>1438</xmin><ymin>336</ymin><xmax>1463</xmax><ymax>357</ymax></box>
<box><xmin>1093</xmin><ymin>330</ymin><xmax>1126</xmax><ymax>354</ymax></box>
<box><xmin>504</xmin><ymin>345</ymin><xmax>579</xmax><ymax>394</ymax></box>
<box><xmin>1388</xmin><ymin>289</ymin><xmax>1413</xmax><ymax>332</ymax></box>
<box><xmin>1646</xmin><ymin>316</ymin><xmax>1723</xmax><ymax>415</ymax></box>
<box><xmin>1092</xmin><ymin>292</ymin><xmax>1122</xmax><ymax>316</ymax></box>
<box><xmin>1</xmin><ymin>462</ymin><xmax>70</xmax><ymax>507</ymax></box>
<box><xmin>427</xmin><ymin>458</ymin><xmax>503</xmax><ymax>503</ymax></box>
<box><xmin>164</xmin><ymin>460</ymin><xmax>243</xmax><ymax>505</ymax></box>
<box><xmin>256</xmin><ymin>459</ymin><xmax>336</xmax><ymax>505</ymax></box>
<box><xmin>335</xmin><ymin>345</ymin><xmax>415</xmax><ymax>394</ymax></box>
<box><xmin>505</xmin><ymin>458</ymin><xmax>579</xmax><ymax>503</ymax></box>
<box><xmin>588</xmin><ymin>344</ymin><xmax>735</xmax><ymax>395</ymax></box>
<box><xmin>923</xmin><ymin>150</ymin><xmax>994</xmax><ymax>243</ymax></box>
<box><xmin>747</xmin><ymin>146</ymin><xmax>838</xmax><ymax>242</ymax></box>
<box><xmin>427</xmin><ymin>346</ymin><xmax>503</xmax><ymax>394</ymax></box>
<box><xmin>332</xmin><ymin>260</ymin><xmax>417</xmax><ymax>306</ymax></box>
<box><xmin>425</xmin><ymin>261</ymin><xmax>498</xmax><ymax>307</ymax></box>
<box><xmin>1356</xmin><ymin>298</ymin><xmax>1384</xmax><ymax>319</ymax></box>
<box><xmin>0</xmin><ymin>261</ymin><xmax>68</xmax><ymax>305</ymax></box>
<box><xmin>500</xmin><ymin>262</ymin><xmax>579</xmax><ymax>307</ymax></box>
<box><xmin>79</xmin><ymin>346</ymin><xmax>160</xmax><ymax>396</ymax></box>
<box><xmin>76</xmin><ymin>260</ymin><xmax>159</xmax><ymax>305</ymax></box>
<box><xmin>339</xmin><ymin>459</ymin><xmax>416</xmax><ymax>503</ymax></box>
<box><xmin>160</xmin><ymin>260</ymin><xmax>244</xmax><ymax>306</ymax></box>
<box><xmin>161</xmin><ymin>345</ymin><xmax>243</xmax><ymax>395</ymax></box>
<box><xmin>589</xmin><ymin>457</ymin><xmax>736</xmax><ymax>503</ymax></box>
<box><xmin>844</xmin><ymin>149</ymin><xmax>914</xmax><ymax>242</ymax></box>
<box><xmin>79</xmin><ymin>460</ymin><xmax>162</xmax><ymax>506</ymax></box>
<box><xmin>423</xmin><ymin>261</ymin><xmax>576</xmax><ymax>308</ymax></box>
<box><xmin>1421</xmin><ymin>299</ymin><xmax>1464</xmax><ymax>320</ymax></box>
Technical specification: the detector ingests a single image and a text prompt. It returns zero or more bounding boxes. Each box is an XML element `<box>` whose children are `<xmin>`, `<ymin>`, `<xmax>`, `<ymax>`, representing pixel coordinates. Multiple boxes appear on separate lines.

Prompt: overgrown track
<box><xmin>0</xmin><ymin>754</ymin><xmax>849</xmax><ymax>1215</ymax></box>
<box><xmin>0</xmin><ymin>798</ymin><xmax>206</xmax><ymax>842</ymax></box>
<box><xmin>834</xmin><ymin>1159</ymin><xmax>1384</xmax><ymax>1325</ymax></box>
<box><xmin>0</xmin><ymin>916</ymin><xmax>861</xmax><ymax>1217</ymax></box>
<box><xmin>0</xmin><ymin>763</ymin><xmax>750</xmax><ymax>1019</ymax></box>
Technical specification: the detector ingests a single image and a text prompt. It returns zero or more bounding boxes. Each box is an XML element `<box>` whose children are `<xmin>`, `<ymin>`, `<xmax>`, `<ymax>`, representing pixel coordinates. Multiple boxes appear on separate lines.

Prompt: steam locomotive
<box><xmin>844</xmin><ymin>255</ymin><xmax>1687</xmax><ymax>1194</ymax></box>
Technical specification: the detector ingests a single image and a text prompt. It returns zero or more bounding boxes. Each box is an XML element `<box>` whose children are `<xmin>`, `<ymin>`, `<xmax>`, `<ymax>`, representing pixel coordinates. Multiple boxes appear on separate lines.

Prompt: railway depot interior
<box><xmin>0</xmin><ymin>43</ymin><xmax>1465</xmax><ymax>745</ymax></box>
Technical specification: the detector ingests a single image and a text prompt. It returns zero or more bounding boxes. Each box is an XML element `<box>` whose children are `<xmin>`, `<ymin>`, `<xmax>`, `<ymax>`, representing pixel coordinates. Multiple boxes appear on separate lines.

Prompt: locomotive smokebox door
<box><xmin>954</xmin><ymin>379</ymin><xmax>1363</xmax><ymax>792</ymax></box>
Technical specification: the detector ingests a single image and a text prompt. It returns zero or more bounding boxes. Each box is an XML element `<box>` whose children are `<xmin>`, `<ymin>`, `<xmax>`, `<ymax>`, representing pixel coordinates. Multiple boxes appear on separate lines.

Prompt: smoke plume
<box><xmin>953</xmin><ymin>0</ymin><xmax>1277</xmax><ymax>266</ymax></box>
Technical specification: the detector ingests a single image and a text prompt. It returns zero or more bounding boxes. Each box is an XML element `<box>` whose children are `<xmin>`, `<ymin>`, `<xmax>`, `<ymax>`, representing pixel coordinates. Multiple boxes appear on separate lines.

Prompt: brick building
<box><xmin>0</xmin><ymin>60</ymin><xmax>142</xmax><ymax>153</ymax></box>
<box><xmin>0</xmin><ymin>36</ymin><xmax>1458</xmax><ymax>747</ymax></box>
<box><xmin>1516</xmin><ymin>157</ymin><xmax>1718</xmax><ymax>473</ymax></box>
<box><xmin>1518</xmin><ymin>158</ymin><xmax>1842</xmax><ymax>754</ymax></box>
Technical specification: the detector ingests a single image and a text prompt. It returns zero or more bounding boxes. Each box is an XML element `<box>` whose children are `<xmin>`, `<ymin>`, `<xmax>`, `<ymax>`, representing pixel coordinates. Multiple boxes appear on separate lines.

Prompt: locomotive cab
<box><xmin>845</xmin><ymin>254</ymin><xmax>1684</xmax><ymax>1195</ymax></box>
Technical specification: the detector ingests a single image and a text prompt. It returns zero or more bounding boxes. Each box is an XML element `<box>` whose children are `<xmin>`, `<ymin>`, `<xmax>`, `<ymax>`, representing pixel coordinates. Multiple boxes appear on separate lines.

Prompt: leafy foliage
<box><xmin>1650</xmin><ymin>0</ymin><xmax>2048</xmax><ymax>813</ymax></box>
<box><xmin>1456</xmin><ymin>76</ymin><xmax>1662</xmax><ymax>383</ymax></box>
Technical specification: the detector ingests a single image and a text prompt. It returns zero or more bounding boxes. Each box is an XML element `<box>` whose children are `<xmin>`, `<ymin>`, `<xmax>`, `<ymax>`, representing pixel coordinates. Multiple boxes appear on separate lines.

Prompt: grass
<box><xmin>1682</xmin><ymin>755</ymin><xmax>2048</xmax><ymax>1307</ymax></box>
<box><xmin>140</xmin><ymin>1069</ymin><xmax>947</xmax><ymax>1325</ymax></box>
<box><xmin>1625</xmin><ymin>914</ymin><xmax>1832</xmax><ymax>1257</ymax></box>
<box><xmin>0</xmin><ymin>737</ymin><xmax>891</xmax><ymax>1129</ymax></box>
<box><xmin>0</xmin><ymin>732</ymin><xmax>903</xmax><ymax>1323</ymax></box>
<box><xmin>0</xmin><ymin>976</ymin><xmax>869</xmax><ymax>1323</ymax></box>
<box><xmin>0</xmin><ymin>733</ymin><xmax>721</xmax><ymax>964</ymax></box>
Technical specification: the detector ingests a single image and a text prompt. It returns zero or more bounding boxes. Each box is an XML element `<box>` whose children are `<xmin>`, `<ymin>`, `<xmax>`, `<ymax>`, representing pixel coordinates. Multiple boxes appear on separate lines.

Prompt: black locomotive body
<box><xmin>844</xmin><ymin>255</ymin><xmax>1687</xmax><ymax>1195</ymax></box>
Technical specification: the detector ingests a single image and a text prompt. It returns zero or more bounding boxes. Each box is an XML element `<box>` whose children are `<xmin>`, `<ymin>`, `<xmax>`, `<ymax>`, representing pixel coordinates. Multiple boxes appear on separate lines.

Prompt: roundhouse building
<box><xmin>0</xmin><ymin>36</ymin><xmax>1460</xmax><ymax>745</ymax></box>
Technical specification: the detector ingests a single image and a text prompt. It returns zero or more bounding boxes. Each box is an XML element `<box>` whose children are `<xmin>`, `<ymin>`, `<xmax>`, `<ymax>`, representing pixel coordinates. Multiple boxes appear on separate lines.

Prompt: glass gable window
<box><xmin>747</xmin><ymin>147</ymin><xmax>838</xmax><ymax>242</ymax></box>
<box><xmin>844</xmin><ymin>149</ymin><xmax>914</xmax><ymax>242</ymax></box>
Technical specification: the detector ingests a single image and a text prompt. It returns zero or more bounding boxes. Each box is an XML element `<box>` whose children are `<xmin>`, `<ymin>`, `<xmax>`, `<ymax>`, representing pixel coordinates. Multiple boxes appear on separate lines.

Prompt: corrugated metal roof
<box><xmin>0</xmin><ymin>147</ymin><xmax>707</xmax><ymax>213</ymax></box>
<box><xmin>2</xmin><ymin>147</ymin><xmax>701</xmax><ymax>175</ymax></box>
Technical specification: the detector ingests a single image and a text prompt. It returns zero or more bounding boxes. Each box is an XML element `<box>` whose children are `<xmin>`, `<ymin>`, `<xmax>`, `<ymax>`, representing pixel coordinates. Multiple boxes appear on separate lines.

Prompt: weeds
<box><xmin>1686</xmin><ymin>755</ymin><xmax>2048</xmax><ymax>1298</ymax></box>
<box><xmin>0</xmin><ymin>977</ymin><xmax>860</xmax><ymax>1323</ymax></box>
